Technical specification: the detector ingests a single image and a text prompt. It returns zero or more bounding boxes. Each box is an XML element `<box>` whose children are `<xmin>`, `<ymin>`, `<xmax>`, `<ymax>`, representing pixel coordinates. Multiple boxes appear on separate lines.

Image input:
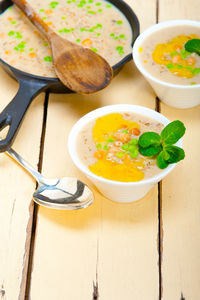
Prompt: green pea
<box><xmin>116</xmin><ymin>152</ymin><xmax>124</xmax><ymax>158</ymax></box>
<box><xmin>192</xmin><ymin>68</ymin><xmax>200</xmax><ymax>75</ymax></box>
<box><xmin>166</xmin><ymin>63</ymin><xmax>174</xmax><ymax>69</ymax></box>
<box><xmin>42</xmin><ymin>17</ymin><xmax>47</xmax><ymax>20</ymax></box>
<box><xmin>129</xmin><ymin>149</ymin><xmax>139</xmax><ymax>159</ymax></box>
<box><xmin>76</xmin><ymin>38</ymin><xmax>81</xmax><ymax>43</ymax></box>
<box><xmin>88</xmin><ymin>10</ymin><xmax>95</xmax><ymax>14</ymax></box>
<box><xmin>80</xmin><ymin>28</ymin><xmax>86</xmax><ymax>31</ymax></box>
<box><xmin>61</xmin><ymin>16</ymin><xmax>66</xmax><ymax>19</ymax></box>
<box><xmin>15</xmin><ymin>32</ymin><xmax>22</xmax><ymax>39</ymax></box>
<box><xmin>96</xmin><ymin>24</ymin><xmax>102</xmax><ymax>29</ymax></box>
<box><xmin>119</xmin><ymin>34</ymin><xmax>125</xmax><ymax>39</ymax></box>
<box><xmin>170</xmin><ymin>51</ymin><xmax>178</xmax><ymax>57</ymax></box>
<box><xmin>96</xmin><ymin>2</ymin><xmax>101</xmax><ymax>5</ymax></box>
<box><xmin>29</xmin><ymin>48</ymin><xmax>34</xmax><ymax>51</ymax></box>
<box><xmin>40</xmin><ymin>9</ymin><xmax>45</xmax><ymax>12</ymax></box>
<box><xmin>103</xmin><ymin>145</ymin><xmax>109</xmax><ymax>150</ymax></box>
<box><xmin>128</xmin><ymin>145</ymin><xmax>137</xmax><ymax>152</ymax></box>
<box><xmin>122</xmin><ymin>130</ymin><xmax>128</xmax><ymax>133</ymax></box>
<box><xmin>129</xmin><ymin>138</ymin><xmax>138</xmax><ymax>145</ymax></box>
<box><xmin>106</xmin><ymin>4</ymin><xmax>112</xmax><ymax>7</ymax></box>
<box><xmin>11</xmin><ymin>21</ymin><xmax>16</xmax><ymax>24</ymax></box>
<box><xmin>8</xmin><ymin>31</ymin><xmax>15</xmax><ymax>36</ymax></box>
<box><xmin>180</xmin><ymin>48</ymin><xmax>191</xmax><ymax>59</ymax></box>
<box><xmin>121</xmin><ymin>144</ymin><xmax>129</xmax><ymax>150</ymax></box>
<box><xmin>98</xmin><ymin>9</ymin><xmax>102</xmax><ymax>12</ymax></box>
<box><xmin>110</xmin><ymin>33</ymin><xmax>115</xmax><ymax>37</ymax></box>
<box><xmin>86</xmin><ymin>5</ymin><xmax>91</xmax><ymax>8</ymax></box>
<box><xmin>107</xmin><ymin>138</ymin><xmax>114</xmax><ymax>143</ymax></box>
<box><xmin>96</xmin><ymin>33</ymin><xmax>101</xmax><ymax>36</ymax></box>
<box><xmin>88</xmin><ymin>0</ymin><xmax>93</xmax><ymax>3</ymax></box>
<box><xmin>177</xmin><ymin>64</ymin><xmax>183</xmax><ymax>69</ymax></box>
<box><xmin>90</xmin><ymin>48</ymin><xmax>98</xmax><ymax>52</ymax></box>
<box><xmin>116</xmin><ymin>20</ymin><xmax>123</xmax><ymax>25</ymax></box>
<box><xmin>44</xmin><ymin>56</ymin><xmax>53</xmax><ymax>62</ymax></box>
<box><xmin>116</xmin><ymin>45</ymin><xmax>123</xmax><ymax>51</ymax></box>
<box><xmin>63</xmin><ymin>28</ymin><xmax>71</xmax><ymax>33</ymax></box>
<box><xmin>96</xmin><ymin>143</ymin><xmax>102</xmax><ymax>149</ymax></box>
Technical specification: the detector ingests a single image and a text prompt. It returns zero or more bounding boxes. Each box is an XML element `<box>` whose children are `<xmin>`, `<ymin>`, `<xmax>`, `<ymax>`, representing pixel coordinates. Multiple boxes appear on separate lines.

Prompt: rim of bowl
<box><xmin>68</xmin><ymin>104</ymin><xmax>182</xmax><ymax>187</ymax></box>
<box><xmin>133</xmin><ymin>19</ymin><xmax>200</xmax><ymax>89</ymax></box>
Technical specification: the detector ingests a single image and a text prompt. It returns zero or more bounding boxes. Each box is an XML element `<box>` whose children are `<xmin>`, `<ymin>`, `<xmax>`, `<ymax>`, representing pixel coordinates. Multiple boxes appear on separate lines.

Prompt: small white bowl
<box><xmin>133</xmin><ymin>20</ymin><xmax>200</xmax><ymax>109</ymax></box>
<box><xmin>68</xmin><ymin>104</ymin><xmax>182</xmax><ymax>203</ymax></box>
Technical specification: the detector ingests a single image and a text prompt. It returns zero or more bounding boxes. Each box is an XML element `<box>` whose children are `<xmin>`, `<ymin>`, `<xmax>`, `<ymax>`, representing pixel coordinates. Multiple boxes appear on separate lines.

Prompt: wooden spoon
<box><xmin>12</xmin><ymin>0</ymin><xmax>113</xmax><ymax>94</ymax></box>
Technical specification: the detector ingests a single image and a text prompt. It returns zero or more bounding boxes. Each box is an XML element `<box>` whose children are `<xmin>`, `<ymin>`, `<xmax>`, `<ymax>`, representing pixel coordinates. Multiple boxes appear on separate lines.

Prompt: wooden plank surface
<box><xmin>0</xmin><ymin>66</ymin><xmax>45</xmax><ymax>300</ymax></box>
<box><xmin>158</xmin><ymin>1</ymin><xmax>200</xmax><ymax>300</ymax></box>
<box><xmin>29</xmin><ymin>1</ymin><xmax>161</xmax><ymax>299</ymax></box>
<box><xmin>0</xmin><ymin>0</ymin><xmax>199</xmax><ymax>300</ymax></box>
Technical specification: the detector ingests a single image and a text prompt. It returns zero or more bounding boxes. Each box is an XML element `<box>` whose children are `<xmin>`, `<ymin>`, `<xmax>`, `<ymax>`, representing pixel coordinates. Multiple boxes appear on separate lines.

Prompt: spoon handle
<box><xmin>6</xmin><ymin>148</ymin><xmax>45</xmax><ymax>184</ymax></box>
<box><xmin>12</xmin><ymin>0</ymin><xmax>54</xmax><ymax>39</ymax></box>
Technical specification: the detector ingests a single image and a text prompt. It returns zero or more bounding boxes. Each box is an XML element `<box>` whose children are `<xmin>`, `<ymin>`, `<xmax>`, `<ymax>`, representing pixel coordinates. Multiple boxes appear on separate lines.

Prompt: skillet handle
<box><xmin>0</xmin><ymin>77</ymin><xmax>48</xmax><ymax>152</ymax></box>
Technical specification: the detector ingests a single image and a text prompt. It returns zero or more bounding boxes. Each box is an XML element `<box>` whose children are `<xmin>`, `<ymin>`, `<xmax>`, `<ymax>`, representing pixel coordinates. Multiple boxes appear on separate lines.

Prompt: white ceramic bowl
<box><xmin>133</xmin><ymin>20</ymin><xmax>200</xmax><ymax>109</ymax></box>
<box><xmin>68</xmin><ymin>104</ymin><xmax>182</xmax><ymax>203</ymax></box>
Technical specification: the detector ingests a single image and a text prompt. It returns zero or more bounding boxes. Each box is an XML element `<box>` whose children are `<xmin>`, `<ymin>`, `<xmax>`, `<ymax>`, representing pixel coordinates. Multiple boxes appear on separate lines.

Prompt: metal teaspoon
<box><xmin>6</xmin><ymin>148</ymin><xmax>94</xmax><ymax>210</ymax></box>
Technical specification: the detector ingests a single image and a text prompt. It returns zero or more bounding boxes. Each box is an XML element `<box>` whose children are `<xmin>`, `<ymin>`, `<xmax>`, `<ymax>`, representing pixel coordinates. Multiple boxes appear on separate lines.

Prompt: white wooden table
<box><xmin>0</xmin><ymin>1</ymin><xmax>200</xmax><ymax>299</ymax></box>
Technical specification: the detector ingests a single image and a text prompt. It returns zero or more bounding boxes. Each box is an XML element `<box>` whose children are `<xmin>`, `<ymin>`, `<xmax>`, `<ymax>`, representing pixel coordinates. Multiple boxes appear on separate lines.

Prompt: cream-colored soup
<box><xmin>139</xmin><ymin>26</ymin><xmax>200</xmax><ymax>85</ymax></box>
<box><xmin>77</xmin><ymin>112</ymin><xmax>164</xmax><ymax>182</ymax></box>
<box><xmin>0</xmin><ymin>0</ymin><xmax>132</xmax><ymax>77</ymax></box>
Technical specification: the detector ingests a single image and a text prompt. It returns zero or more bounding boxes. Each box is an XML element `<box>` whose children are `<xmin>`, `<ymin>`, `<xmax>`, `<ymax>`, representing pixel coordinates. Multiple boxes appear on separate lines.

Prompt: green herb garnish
<box><xmin>184</xmin><ymin>39</ymin><xmax>200</xmax><ymax>56</ymax></box>
<box><xmin>138</xmin><ymin>120</ymin><xmax>185</xmax><ymax>169</ymax></box>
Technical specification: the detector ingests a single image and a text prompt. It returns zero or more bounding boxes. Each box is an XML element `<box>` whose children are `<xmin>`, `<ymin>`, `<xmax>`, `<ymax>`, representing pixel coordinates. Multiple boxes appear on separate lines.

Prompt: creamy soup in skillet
<box><xmin>139</xmin><ymin>26</ymin><xmax>200</xmax><ymax>85</ymax></box>
<box><xmin>0</xmin><ymin>0</ymin><xmax>133</xmax><ymax>77</ymax></box>
<box><xmin>77</xmin><ymin>112</ymin><xmax>164</xmax><ymax>182</ymax></box>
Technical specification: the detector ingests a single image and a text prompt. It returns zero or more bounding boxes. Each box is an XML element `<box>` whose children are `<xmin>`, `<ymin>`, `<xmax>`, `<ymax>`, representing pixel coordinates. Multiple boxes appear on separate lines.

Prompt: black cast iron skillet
<box><xmin>0</xmin><ymin>0</ymin><xmax>139</xmax><ymax>152</ymax></box>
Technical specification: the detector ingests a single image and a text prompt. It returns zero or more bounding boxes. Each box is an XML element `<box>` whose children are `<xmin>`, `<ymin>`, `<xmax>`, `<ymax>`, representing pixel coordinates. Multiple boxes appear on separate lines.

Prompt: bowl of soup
<box><xmin>133</xmin><ymin>20</ymin><xmax>200</xmax><ymax>108</ymax></box>
<box><xmin>68</xmin><ymin>104</ymin><xmax>182</xmax><ymax>203</ymax></box>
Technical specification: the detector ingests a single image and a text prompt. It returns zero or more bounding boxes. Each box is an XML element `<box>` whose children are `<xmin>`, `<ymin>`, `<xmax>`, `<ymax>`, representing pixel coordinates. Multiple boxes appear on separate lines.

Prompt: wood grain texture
<box><xmin>0</xmin><ymin>67</ymin><xmax>45</xmax><ymax>300</ymax></box>
<box><xmin>28</xmin><ymin>1</ymin><xmax>161</xmax><ymax>299</ymax></box>
<box><xmin>159</xmin><ymin>1</ymin><xmax>200</xmax><ymax>299</ymax></box>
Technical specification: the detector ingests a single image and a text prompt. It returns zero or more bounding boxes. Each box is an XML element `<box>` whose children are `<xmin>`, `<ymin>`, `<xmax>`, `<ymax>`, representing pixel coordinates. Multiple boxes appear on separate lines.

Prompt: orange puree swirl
<box><xmin>152</xmin><ymin>34</ymin><xmax>200</xmax><ymax>78</ymax></box>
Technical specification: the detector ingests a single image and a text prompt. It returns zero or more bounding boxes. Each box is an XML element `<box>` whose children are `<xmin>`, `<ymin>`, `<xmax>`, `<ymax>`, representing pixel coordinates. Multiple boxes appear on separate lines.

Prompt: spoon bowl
<box><xmin>6</xmin><ymin>148</ymin><xmax>94</xmax><ymax>210</ymax></box>
<box><xmin>12</xmin><ymin>0</ymin><xmax>113</xmax><ymax>94</ymax></box>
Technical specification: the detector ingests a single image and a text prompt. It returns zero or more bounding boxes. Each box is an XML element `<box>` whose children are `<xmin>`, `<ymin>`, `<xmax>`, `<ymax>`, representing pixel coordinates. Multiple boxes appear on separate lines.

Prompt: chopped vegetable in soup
<box><xmin>0</xmin><ymin>0</ymin><xmax>132</xmax><ymax>77</ymax></box>
<box><xmin>139</xmin><ymin>26</ymin><xmax>200</xmax><ymax>85</ymax></box>
<box><xmin>77</xmin><ymin>113</ymin><xmax>164</xmax><ymax>182</ymax></box>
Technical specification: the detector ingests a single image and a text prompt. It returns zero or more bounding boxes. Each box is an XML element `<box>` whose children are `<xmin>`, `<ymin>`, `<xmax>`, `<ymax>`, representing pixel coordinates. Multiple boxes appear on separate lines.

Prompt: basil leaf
<box><xmin>164</xmin><ymin>145</ymin><xmax>185</xmax><ymax>163</ymax></box>
<box><xmin>139</xmin><ymin>145</ymin><xmax>162</xmax><ymax>157</ymax></box>
<box><xmin>161</xmin><ymin>120</ymin><xmax>186</xmax><ymax>145</ymax></box>
<box><xmin>139</xmin><ymin>132</ymin><xmax>161</xmax><ymax>148</ymax></box>
<box><xmin>184</xmin><ymin>39</ymin><xmax>200</xmax><ymax>56</ymax></box>
<box><xmin>157</xmin><ymin>151</ymin><xmax>169</xmax><ymax>169</ymax></box>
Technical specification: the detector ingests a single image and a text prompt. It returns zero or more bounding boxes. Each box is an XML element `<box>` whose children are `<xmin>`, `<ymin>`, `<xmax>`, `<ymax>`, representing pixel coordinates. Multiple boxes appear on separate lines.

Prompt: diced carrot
<box><xmin>33</xmin><ymin>30</ymin><xmax>40</xmax><ymax>35</ymax></box>
<box><xmin>123</xmin><ymin>154</ymin><xmax>131</xmax><ymax>164</ymax></box>
<box><xmin>72</xmin><ymin>12</ymin><xmax>76</xmax><ymax>16</ymax></box>
<box><xmin>5</xmin><ymin>50</ymin><xmax>11</xmax><ymax>55</ymax></box>
<box><xmin>173</xmin><ymin>44</ymin><xmax>181</xmax><ymax>51</ymax></box>
<box><xmin>81</xmin><ymin>38</ymin><xmax>93</xmax><ymax>47</ymax></box>
<box><xmin>45</xmin><ymin>9</ymin><xmax>53</xmax><ymax>15</ymax></box>
<box><xmin>46</xmin><ymin>21</ymin><xmax>53</xmax><ymax>25</ymax></box>
<box><xmin>94</xmin><ymin>150</ymin><xmax>105</xmax><ymax>159</ymax></box>
<box><xmin>29</xmin><ymin>52</ymin><xmax>37</xmax><ymax>58</ymax></box>
<box><xmin>129</xmin><ymin>128</ymin><xmax>140</xmax><ymax>136</ymax></box>
<box><xmin>0</xmin><ymin>33</ymin><xmax>5</xmax><ymax>38</ymax></box>
<box><xmin>7</xmin><ymin>17</ymin><xmax>13</xmax><ymax>21</ymax></box>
